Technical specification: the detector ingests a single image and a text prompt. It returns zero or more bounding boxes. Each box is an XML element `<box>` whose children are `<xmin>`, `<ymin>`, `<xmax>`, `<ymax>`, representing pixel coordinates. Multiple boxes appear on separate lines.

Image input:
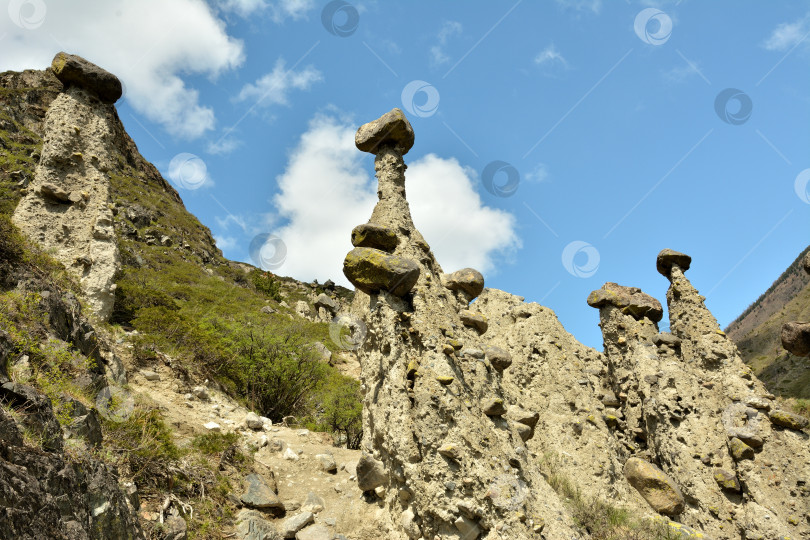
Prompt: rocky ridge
<box><xmin>341</xmin><ymin>109</ymin><xmax>810</xmax><ymax>540</ymax></box>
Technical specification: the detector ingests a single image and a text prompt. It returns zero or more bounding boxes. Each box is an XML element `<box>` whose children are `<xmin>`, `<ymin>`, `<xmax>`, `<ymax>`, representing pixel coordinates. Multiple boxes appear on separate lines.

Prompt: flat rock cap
<box><xmin>656</xmin><ymin>249</ymin><xmax>691</xmax><ymax>278</ymax></box>
<box><xmin>587</xmin><ymin>282</ymin><xmax>663</xmax><ymax>322</ymax></box>
<box><xmin>51</xmin><ymin>52</ymin><xmax>122</xmax><ymax>104</ymax></box>
<box><xmin>355</xmin><ymin>108</ymin><xmax>415</xmax><ymax>155</ymax></box>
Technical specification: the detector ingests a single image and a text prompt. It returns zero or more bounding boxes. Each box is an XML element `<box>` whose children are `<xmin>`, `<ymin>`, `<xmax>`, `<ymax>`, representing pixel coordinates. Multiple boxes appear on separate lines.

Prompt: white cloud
<box><xmin>237</xmin><ymin>58</ymin><xmax>323</xmax><ymax>107</ymax></box>
<box><xmin>534</xmin><ymin>44</ymin><xmax>568</xmax><ymax>67</ymax></box>
<box><xmin>555</xmin><ymin>0</ymin><xmax>601</xmax><ymax>14</ymax></box>
<box><xmin>265</xmin><ymin>114</ymin><xmax>520</xmax><ymax>285</ymax></box>
<box><xmin>0</xmin><ymin>0</ymin><xmax>244</xmax><ymax>139</ymax></box>
<box><xmin>662</xmin><ymin>61</ymin><xmax>704</xmax><ymax>83</ymax></box>
<box><xmin>762</xmin><ymin>15</ymin><xmax>810</xmax><ymax>51</ymax></box>
<box><xmin>431</xmin><ymin>21</ymin><xmax>462</xmax><ymax>66</ymax></box>
<box><xmin>525</xmin><ymin>163</ymin><xmax>549</xmax><ymax>184</ymax></box>
<box><xmin>219</xmin><ymin>0</ymin><xmax>315</xmax><ymax>22</ymax></box>
<box><xmin>214</xmin><ymin>235</ymin><xmax>238</xmax><ymax>251</ymax></box>
<box><xmin>207</xmin><ymin>137</ymin><xmax>242</xmax><ymax>155</ymax></box>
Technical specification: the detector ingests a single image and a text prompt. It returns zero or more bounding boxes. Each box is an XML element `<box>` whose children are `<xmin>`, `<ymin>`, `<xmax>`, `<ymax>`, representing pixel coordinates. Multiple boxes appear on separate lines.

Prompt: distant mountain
<box><xmin>726</xmin><ymin>245</ymin><xmax>810</xmax><ymax>398</ymax></box>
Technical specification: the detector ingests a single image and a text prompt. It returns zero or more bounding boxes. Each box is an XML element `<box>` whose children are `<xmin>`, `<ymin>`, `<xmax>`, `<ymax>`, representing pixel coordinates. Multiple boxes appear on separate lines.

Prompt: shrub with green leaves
<box><xmin>250</xmin><ymin>269</ymin><xmax>282</xmax><ymax>301</ymax></box>
<box><xmin>232</xmin><ymin>323</ymin><xmax>327</xmax><ymax>421</ymax></box>
<box><xmin>305</xmin><ymin>371</ymin><xmax>363</xmax><ymax>449</ymax></box>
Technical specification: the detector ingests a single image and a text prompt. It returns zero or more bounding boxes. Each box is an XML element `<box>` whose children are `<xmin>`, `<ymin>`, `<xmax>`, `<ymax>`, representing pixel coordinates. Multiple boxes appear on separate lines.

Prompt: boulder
<box><xmin>355</xmin><ymin>108</ymin><xmax>415</xmax><ymax>155</ymax></box>
<box><xmin>295</xmin><ymin>524</ymin><xmax>332</xmax><ymax>540</ymax></box>
<box><xmin>482</xmin><ymin>397</ymin><xmax>506</xmax><ymax>417</ymax></box>
<box><xmin>441</xmin><ymin>268</ymin><xmax>485</xmax><ymax>300</ymax></box>
<box><xmin>162</xmin><ymin>516</ymin><xmax>187</xmax><ymax>540</ymax></box>
<box><xmin>623</xmin><ymin>457</ymin><xmax>684</xmax><ymax>515</ymax></box>
<box><xmin>713</xmin><ymin>468</ymin><xmax>741</xmax><ymax>492</ymax></box>
<box><xmin>245</xmin><ymin>412</ymin><xmax>264</xmax><ymax>430</ymax></box>
<box><xmin>356</xmin><ymin>453</ymin><xmax>386</xmax><ymax>491</ymax></box>
<box><xmin>51</xmin><ymin>52</ymin><xmax>123</xmax><ymax>103</ymax></box>
<box><xmin>728</xmin><ymin>437</ymin><xmax>755</xmax><ymax>461</ymax></box>
<box><xmin>587</xmin><ymin>282</ymin><xmax>663</xmax><ymax>323</ymax></box>
<box><xmin>315</xmin><ymin>453</ymin><xmax>337</xmax><ymax>473</ymax></box>
<box><xmin>203</xmin><ymin>421</ymin><xmax>221</xmax><ymax>433</ymax></box>
<box><xmin>301</xmin><ymin>492</ymin><xmax>325</xmax><ymax>514</ymax></box>
<box><xmin>66</xmin><ymin>409</ymin><xmax>102</xmax><ymax>448</ymax></box>
<box><xmin>313</xmin><ymin>294</ymin><xmax>338</xmax><ymax>315</ymax></box>
<box><xmin>780</xmin><ymin>321</ymin><xmax>810</xmax><ymax>357</ymax></box>
<box><xmin>192</xmin><ymin>386</ymin><xmax>210</xmax><ymax>401</ymax></box>
<box><xmin>343</xmin><ymin>247</ymin><xmax>420</xmax><ymax>297</ymax></box>
<box><xmin>295</xmin><ymin>301</ymin><xmax>311</xmax><ymax>318</ymax></box>
<box><xmin>312</xmin><ymin>342</ymin><xmax>332</xmax><ymax>363</ymax></box>
<box><xmin>351</xmin><ymin>223</ymin><xmax>399</xmax><ymax>252</ymax></box>
<box><xmin>459</xmin><ymin>310</ymin><xmax>488</xmax><ymax>334</ymax></box>
<box><xmin>653</xmin><ymin>332</ymin><xmax>681</xmax><ymax>348</ymax></box>
<box><xmin>507</xmin><ymin>407</ymin><xmax>540</xmax><ymax>430</ymax></box>
<box><xmin>484</xmin><ymin>346</ymin><xmax>512</xmax><ymax>372</ymax></box>
<box><xmin>656</xmin><ymin>249</ymin><xmax>691</xmax><ymax>278</ymax></box>
<box><xmin>438</xmin><ymin>443</ymin><xmax>462</xmax><ymax>461</ymax></box>
<box><xmin>514</xmin><ymin>422</ymin><xmax>533</xmax><ymax>442</ymax></box>
<box><xmin>235</xmin><ymin>509</ymin><xmax>281</xmax><ymax>540</ymax></box>
<box><xmin>280</xmin><ymin>511</ymin><xmax>314</xmax><ymax>538</ymax></box>
<box><xmin>140</xmin><ymin>370</ymin><xmax>160</xmax><ymax>381</ymax></box>
<box><xmin>39</xmin><ymin>182</ymin><xmax>72</xmax><ymax>203</ymax></box>
<box><xmin>240</xmin><ymin>473</ymin><xmax>282</xmax><ymax>509</ymax></box>
<box><xmin>768</xmin><ymin>409</ymin><xmax>809</xmax><ymax>430</ymax></box>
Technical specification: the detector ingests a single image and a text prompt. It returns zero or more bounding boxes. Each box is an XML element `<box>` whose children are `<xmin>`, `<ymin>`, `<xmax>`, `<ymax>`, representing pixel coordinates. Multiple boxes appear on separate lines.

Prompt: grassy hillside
<box><xmin>0</xmin><ymin>67</ymin><xmax>362</xmax><ymax>537</ymax></box>
<box><xmin>726</xmin><ymin>245</ymin><xmax>810</xmax><ymax>398</ymax></box>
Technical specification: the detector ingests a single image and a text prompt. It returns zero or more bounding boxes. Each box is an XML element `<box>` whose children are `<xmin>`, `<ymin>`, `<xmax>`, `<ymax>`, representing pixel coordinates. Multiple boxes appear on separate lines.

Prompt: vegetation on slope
<box><xmin>727</xmin><ymin>245</ymin><xmax>810</xmax><ymax>398</ymax></box>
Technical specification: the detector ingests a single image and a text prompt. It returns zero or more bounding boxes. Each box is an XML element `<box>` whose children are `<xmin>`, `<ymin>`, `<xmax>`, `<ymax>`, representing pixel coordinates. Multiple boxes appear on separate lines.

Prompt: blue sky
<box><xmin>2</xmin><ymin>0</ymin><xmax>809</xmax><ymax>349</ymax></box>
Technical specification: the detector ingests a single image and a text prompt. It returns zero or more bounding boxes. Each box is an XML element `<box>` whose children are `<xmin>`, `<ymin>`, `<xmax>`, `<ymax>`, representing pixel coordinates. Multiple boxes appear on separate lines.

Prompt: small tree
<box><xmin>234</xmin><ymin>323</ymin><xmax>326</xmax><ymax>421</ymax></box>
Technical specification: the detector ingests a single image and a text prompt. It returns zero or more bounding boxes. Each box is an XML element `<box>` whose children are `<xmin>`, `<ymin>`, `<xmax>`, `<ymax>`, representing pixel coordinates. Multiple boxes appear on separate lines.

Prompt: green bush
<box><xmin>191</xmin><ymin>431</ymin><xmax>240</xmax><ymax>455</ymax></box>
<box><xmin>0</xmin><ymin>214</ymin><xmax>24</xmax><ymax>269</ymax></box>
<box><xmin>232</xmin><ymin>323</ymin><xmax>327</xmax><ymax>421</ymax></box>
<box><xmin>305</xmin><ymin>371</ymin><xmax>363</xmax><ymax>449</ymax></box>
<box><xmin>102</xmin><ymin>406</ymin><xmax>181</xmax><ymax>488</ymax></box>
<box><xmin>250</xmin><ymin>269</ymin><xmax>282</xmax><ymax>301</ymax></box>
<box><xmin>110</xmin><ymin>270</ymin><xmax>179</xmax><ymax>325</ymax></box>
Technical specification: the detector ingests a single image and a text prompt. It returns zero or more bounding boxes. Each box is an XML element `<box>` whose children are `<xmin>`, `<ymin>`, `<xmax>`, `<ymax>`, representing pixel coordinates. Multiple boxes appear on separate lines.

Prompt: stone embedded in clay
<box><xmin>342</xmin><ymin>247</ymin><xmax>420</xmax><ymax>297</ymax></box>
<box><xmin>350</xmin><ymin>223</ymin><xmax>399</xmax><ymax>252</ymax></box>
<box><xmin>441</xmin><ymin>268</ymin><xmax>485</xmax><ymax>300</ymax></box>
<box><xmin>623</xmin><ymin>457</ymin><xmax>684</xmax><ymax>516</ymax></box>
<box><xmin>459</xmin><ymin>310</ymin><xmax>488</xmax><ymax>334</ymax></box>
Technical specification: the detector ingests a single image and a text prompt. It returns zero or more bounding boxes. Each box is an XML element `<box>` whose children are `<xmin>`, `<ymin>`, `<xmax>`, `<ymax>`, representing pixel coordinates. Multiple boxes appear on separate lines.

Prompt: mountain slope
<box><xmin>726</xmin><ymin>245</ymin><xmax>810</xmax><ymax>398</ymax></box>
